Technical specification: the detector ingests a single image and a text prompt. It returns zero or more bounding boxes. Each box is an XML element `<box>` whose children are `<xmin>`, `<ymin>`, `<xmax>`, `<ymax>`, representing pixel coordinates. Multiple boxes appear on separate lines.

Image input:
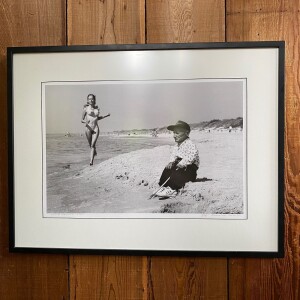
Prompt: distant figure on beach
<box><xmin>155</xmin><ymin>120</ymin><xmax>199</xmax><ymax>198</ymax></box>
<box><xmin>81</xmin><ymin>94</ymin><xmax>110</xmax><ymax>166</ymax></box>
<box><xmin>151</xmin><ymin>129</ymin><xmax>158</xmax><ymax>137</ymax></box>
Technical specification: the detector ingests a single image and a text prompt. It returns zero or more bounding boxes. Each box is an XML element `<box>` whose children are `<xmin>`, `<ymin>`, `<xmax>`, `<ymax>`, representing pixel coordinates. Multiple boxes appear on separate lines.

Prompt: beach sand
<box><xmin>46</xmin><ymin>129</ymin><xmax>244</xmax><ymax>216</ymax></box>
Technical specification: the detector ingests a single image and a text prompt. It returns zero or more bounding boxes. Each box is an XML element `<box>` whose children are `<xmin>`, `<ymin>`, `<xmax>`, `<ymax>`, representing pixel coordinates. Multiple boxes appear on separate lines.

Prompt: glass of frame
<box><xmin>8</xmin><ymin>42</ymin><xmax>284</xmax><ymax>256</ymax></box>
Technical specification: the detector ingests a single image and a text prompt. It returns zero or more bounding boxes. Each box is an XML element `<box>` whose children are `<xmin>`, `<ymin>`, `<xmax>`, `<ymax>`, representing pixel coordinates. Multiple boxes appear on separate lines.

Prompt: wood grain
<box><xmin>146</xmin><ymin>0</ymin><xmax>225</xmax><ymax>43</ymax></box>
<box><xmin>68</xmin><ymin>1</ymin><xmax>147</xmax><ymax>299</ymax></box>
<box><xmin>146</xmin><ymin>1</ymin><xmax>228</xmax><ymax>299</ymax></box>
<box><xmin>67</xmin><ymin>0</ymin><xmax>146</xmax><ymax>45</ymax></box>
<box><xmin>0</xmin><ymin>255</ymin><xmax>69</xmax><ymax>299</ymax></box>
<box><xmin>1</xmin><ymin>0</ymin><xmax>298</xmax><ymax>298</ymax></box>
<box><xmin>227</xmin><ymin>1</ymin><xmax>300</xmax><ymax>299</ymax></box>
<box><xmin>0</xmin><ymin>1</ymin><xmax>69</xmax><ymax>299</ymax></box>
<box><xmin>70</xmin><ymin>255</ymin><xmax>146</xmax><ymax>299</ymax></box>
<box><xmin>148</xmin><ymin>257</ymin><xmax>227</xmax><ymax>299</ymax></box>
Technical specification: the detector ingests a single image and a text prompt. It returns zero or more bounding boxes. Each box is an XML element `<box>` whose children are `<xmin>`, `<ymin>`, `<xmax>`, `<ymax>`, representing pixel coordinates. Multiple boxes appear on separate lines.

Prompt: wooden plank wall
<box><xmin>0</xmin><ymin>0</ymin><xmax>298</xmax><ymax>298</ymax></box>
<box><xmin>227</xmin><ymin>1</ymin><xmax>300</xmax><ymax>298</ymax></box>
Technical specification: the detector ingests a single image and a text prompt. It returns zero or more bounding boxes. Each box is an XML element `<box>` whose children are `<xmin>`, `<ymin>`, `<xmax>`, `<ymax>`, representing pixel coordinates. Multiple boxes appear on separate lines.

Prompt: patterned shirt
<box><xmin>169</xmin><ymin>138</ymin><xmax>199</xmax><ymax>168</ymax></box>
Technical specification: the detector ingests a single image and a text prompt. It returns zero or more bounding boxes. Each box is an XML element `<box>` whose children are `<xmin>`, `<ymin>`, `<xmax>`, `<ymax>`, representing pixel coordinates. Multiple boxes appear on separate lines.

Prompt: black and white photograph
<box><xmin>9</xmin><ymin>43</ymin><xmax>283</xmax><ymax>254</ymax></box>
<box><xmin>43</xmin><ymin>79</ymin><xmax>246</xmax><ymax>218</ymax></box>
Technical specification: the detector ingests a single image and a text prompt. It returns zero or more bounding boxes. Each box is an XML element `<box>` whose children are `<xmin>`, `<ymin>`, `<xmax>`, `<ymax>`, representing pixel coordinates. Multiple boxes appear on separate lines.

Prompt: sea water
<box><xmin>46</xmin><ymin>134</ymin><xmax>174</xmax><ymax>177</ymax></box>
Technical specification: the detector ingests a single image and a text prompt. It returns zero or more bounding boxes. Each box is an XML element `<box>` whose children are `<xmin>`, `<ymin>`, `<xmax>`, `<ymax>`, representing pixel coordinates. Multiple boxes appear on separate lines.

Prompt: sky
<box><xmin>45</xmin><ymin>79</ymin><xmax>244</xmax><ymax>134</ymax></box>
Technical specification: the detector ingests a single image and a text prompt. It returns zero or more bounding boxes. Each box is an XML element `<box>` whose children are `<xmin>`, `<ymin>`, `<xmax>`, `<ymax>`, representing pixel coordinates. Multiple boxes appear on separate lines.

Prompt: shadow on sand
<box><xmin>195</xmin><ymin>177</ymin><xmax>213</xmax><ymax>182</ymax></box>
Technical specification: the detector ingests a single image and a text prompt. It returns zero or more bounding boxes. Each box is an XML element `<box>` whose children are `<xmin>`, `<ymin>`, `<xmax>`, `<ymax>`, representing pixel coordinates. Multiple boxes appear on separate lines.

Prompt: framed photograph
<box><xmin>8</xmin><ymin>42</ymin><xmax>284</xmax><ymax>256</ymax></box>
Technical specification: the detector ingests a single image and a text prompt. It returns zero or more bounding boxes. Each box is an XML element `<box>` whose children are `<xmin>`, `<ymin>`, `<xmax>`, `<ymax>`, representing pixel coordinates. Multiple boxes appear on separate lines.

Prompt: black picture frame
<box><xmin>8</xmin><ymin>41</ymin><xmax>285</xmax><ymax>257</ymax></box>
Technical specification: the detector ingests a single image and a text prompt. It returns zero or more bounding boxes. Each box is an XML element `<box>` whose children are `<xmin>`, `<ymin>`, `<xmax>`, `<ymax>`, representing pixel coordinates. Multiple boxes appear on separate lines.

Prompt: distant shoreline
<box><xmin>47</xmin><ymin>117</ymin><xmax>243</xmax><ymax>136</ymax></box>
<box><xmin>104</xmin><ymin>117</ymin><xmax>243</xmax><ymax>137</ymax></box>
